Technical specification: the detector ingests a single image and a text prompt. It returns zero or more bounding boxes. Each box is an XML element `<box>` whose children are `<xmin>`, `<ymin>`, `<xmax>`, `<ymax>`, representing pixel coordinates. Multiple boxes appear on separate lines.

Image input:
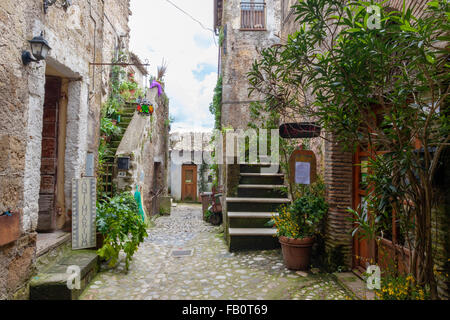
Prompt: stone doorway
<box><xmin>37</xmin><ymin>76</ymin><xmax>62</xmax><ymax>233</ymax></box>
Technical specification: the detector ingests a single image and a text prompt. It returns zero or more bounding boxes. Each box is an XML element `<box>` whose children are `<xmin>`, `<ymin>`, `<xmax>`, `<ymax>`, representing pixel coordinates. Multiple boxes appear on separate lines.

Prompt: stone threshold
<box><xmin>36</xmin><ymin>230</ymin><xmax>71</xmax><ymax>257</ymax></box>
<box><xmin>332</xmin><ymin>271</ymin><xmax>376</xmax><ymax>300</ymax></box>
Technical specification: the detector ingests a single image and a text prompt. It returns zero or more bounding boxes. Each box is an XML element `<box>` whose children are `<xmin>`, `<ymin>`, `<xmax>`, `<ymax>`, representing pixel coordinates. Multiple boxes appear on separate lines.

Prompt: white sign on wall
<box><xmin>295</xmin><ymin>162</ymin><xmax>311</xmax><ymax>185</ymax></box>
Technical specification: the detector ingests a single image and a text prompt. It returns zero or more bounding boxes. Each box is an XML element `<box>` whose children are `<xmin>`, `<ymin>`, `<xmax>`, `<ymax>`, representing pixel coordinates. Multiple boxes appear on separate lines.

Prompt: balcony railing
<box><xmin>240</xmin><ymin>2</ymin><xmax>266</xmax><ymax>30</ymax></box>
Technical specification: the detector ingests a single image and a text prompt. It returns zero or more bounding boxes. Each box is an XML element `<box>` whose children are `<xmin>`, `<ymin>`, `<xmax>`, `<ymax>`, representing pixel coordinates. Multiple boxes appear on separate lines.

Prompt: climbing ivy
<box><xmin>209</xmin><ymin>76</ymin><xmax>222</xmax><ymax>131</ymax></box>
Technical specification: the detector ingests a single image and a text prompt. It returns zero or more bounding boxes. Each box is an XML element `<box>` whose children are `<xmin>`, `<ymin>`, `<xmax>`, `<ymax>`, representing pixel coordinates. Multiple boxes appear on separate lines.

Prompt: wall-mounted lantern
<box><xmin>22</xmin><ymin>32</ymin><xmax>52</xmax><ymax>65</ymax></box>
<box><xmin>43</xmin><ymin>0</ymin><xmax>72</xmax><ymax>14</ymax></box>
<box><xmin>117</xmin><ymin>157</ymin><xmax>130</xmax><ymax>171</ymax></box>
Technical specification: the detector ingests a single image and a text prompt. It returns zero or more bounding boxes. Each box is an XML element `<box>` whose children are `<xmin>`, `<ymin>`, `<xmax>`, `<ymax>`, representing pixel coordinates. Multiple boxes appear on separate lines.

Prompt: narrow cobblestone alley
<box><xmin>80</xmin><ymin>204</ymin><xmax>351</xmax><ymax>300</ymax></box>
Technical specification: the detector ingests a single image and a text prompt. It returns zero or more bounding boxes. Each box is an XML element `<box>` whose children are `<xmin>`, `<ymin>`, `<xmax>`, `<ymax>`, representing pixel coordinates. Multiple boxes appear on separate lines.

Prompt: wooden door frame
<box><xmin>181</xmin><ymin>164</ymin><xmax>198</xmax><ymax>202</ymax></box>
<box><xmin>352</xmin><ymin>146</ymin><xmax>377</xmax><ymax>271</ymax></box>
<box><xmin>37</xmin><ymin>76</ymin><xmax>62</xmax><ymax>233</ymax></box>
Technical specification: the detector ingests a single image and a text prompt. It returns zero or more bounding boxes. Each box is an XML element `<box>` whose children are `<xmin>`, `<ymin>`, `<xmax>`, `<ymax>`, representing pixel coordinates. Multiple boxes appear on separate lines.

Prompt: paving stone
<box><xmin>79</xmin><ymin>203</ymin><xmax>352</xmax><ymax>301</ymax></box>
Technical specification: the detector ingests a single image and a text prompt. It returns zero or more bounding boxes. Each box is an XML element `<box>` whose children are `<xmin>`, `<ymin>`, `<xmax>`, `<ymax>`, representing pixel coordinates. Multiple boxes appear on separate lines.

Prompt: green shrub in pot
<box><xmin>96</xmin><ymin>192</ymin><xmax>148</xmax><ymax>271</ymax></box>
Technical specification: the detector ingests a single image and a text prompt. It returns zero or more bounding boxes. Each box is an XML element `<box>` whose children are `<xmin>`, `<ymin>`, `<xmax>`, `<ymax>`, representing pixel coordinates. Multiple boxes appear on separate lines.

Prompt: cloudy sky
<box><xmin>129</xmin><ymin>0</ymin><xmax>218</xmax><ymax>133</ymax></box>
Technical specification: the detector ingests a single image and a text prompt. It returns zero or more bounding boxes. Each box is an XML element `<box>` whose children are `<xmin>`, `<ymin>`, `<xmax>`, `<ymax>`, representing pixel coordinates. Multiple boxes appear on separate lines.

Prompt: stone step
<box><xmin>227</xmin><ymin>197</ymin><xmax>289</xmax><ymax>213</ymax></box>
<box><xmin>229</xmin><ymin>228</ymin><xmax>277</xmax><ymax>236</ymax></box>
<box><xmin>228</xmin><ymin>212</ymin><xmax>276</xmax><ymax>219</ymax></box>
<box><xmin>228</xmin><ymin>212</ymin><xmax>277</xmax><ymax>228</ymax></box>
<box><xmin>239</xmin><ymin>173</ymin><xmax>284</xmax><ymax>185</ymax></box>
<box><xmin>110</xmin><ymin>140</ymin><xmax>121</xmax><ymax>148</ymax></box>
<box><xmin>118</xmin><ymin>121</ymin><xmax>131</xmax><ymax>128</ymax></box>
<box><xmin>30</xmin><ymin>250</ymin><xmax>99</xmax><ymax>300</ymax></box>
<box><xmin>237</xmin><ymin>184</ymin><xmax>287</xmax><ymax>198</ymax></box>
<box><xmin>226</xmin><ymin>197</ymin><xmax>289</xmax><ymax>203</ymax></box>
<box><xmin>228</xmin><ymin>228</ymin><xmax>280</xmax><ymax>251</ymax></box>
<box><xmin>240</xmin><ymin>163</ymin><xmax>278</xmax><ymax>173</ymax></box>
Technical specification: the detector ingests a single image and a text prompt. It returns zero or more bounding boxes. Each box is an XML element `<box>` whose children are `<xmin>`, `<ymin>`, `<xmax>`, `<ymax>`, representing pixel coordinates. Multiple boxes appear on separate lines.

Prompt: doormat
<box><xmin>170</xmin><ymin>249</ymin><xmax>194</xmax><ymax>257</ymax></box>
<box><xmin>72</xmin><ymin>178</ymin><xmax>97</xmax><ymax>250</ymax></box>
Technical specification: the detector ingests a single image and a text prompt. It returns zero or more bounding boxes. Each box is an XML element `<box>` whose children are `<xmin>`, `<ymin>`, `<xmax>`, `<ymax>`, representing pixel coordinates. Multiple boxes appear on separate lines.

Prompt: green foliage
<box><xmin>199</xmin><ymin>163</ymin><xmax>208</xmax><ymax>193</ymax></box>
<box><xmin>218</xmin><ymin>27</ymin><xmax>225</xmax><ymax>47</ymax></box>
<box><xmin>375</xmin><ymin>274</ymin><xmax>428</xmax><ymax>300</ymax></box>
<box><xmin>209</xmin><ymin>76</ymin><xmax>223</xmax><ymax>130</ymax></box>
<box><xmin>96</xmin><ymin>192</ymin><xmax>148</xmax><ymax>271</ymax></box>
<box><xmin>100</xmin><ymin>117</ymin><xmax>122</xmax><ymax>138</ymax></box>
<box><xmin>205</xmin><ymin>208</ymin><xmax>216</xmax><ymax>220</ymax></box>
<box><xmin>272</xmin><ymin>181</ymin><xmax>328</xmax><ymax>239</ymax></box>
<box><xmin>248</xmin><ymin>0</ymin><xmax>449</xmax><ymax>298</ymax></box>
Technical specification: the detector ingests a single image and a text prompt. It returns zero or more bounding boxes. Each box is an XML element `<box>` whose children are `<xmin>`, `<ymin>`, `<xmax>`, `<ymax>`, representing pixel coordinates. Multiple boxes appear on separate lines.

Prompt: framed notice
<box><xmin>72</xmin><ymin>178</ymin><xmax>97</xmax><ymax>250</ymax></box>
<box><xmin>295</xmin><ymin>162</ymin><xmax>311</xmax><ymax>185</ymax></box>
<box><xmin>289</xmin><ymin>149</ymin><xmax>317</xmax><ymax>186</ymax></box>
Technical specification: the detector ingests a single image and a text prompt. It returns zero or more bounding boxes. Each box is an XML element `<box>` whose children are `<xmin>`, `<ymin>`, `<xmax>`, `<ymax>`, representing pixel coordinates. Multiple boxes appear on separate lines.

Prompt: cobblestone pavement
<box><xmin>80</xmin><ymin>203</ymin><xmax>351</xmax><ymax>300</ymax></box>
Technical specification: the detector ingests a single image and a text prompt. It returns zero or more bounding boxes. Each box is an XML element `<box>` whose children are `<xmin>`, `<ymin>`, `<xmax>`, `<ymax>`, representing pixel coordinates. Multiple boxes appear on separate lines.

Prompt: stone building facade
<box><xmin>0</xmin><ymin>0</ymin><xmax>132</xmax><ymax>299</ymax></box>
<box><xmin>217</xmin><ymin>0</ymin><xmax>281</xmax><ymax>130</ymax></box>
<box><xmin>214</xmin><ymin>0</ymin><xmax>448</xmax><ymax>298</ymax></box>
<box><xmin>169</xmin><ymin>132</ymin><xmax>214</xmax><ymax>202</ymax></box>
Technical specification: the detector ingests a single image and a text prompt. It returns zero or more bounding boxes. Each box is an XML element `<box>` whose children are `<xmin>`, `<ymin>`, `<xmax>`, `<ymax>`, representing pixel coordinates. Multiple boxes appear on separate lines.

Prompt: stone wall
<box><xmin>115</xmin><ymin>87</ymin><xmax>170</xmax><ymax>217</ymax></box>
<box><xmin>0</xmin><ymin>0</ymin><xmax>131</xmax><ymax>299</ymax></box>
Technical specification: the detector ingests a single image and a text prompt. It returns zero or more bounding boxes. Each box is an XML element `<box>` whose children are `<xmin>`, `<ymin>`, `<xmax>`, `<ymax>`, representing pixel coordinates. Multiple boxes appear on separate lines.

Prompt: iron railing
<box><xmin>240</xmin><ymin>2</ymin><xmax>266</xmax><ymax>30</ymax></box>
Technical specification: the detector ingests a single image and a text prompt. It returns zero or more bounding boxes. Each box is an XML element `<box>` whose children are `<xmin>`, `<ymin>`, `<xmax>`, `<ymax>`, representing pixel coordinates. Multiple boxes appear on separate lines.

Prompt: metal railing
<box><xmin>240</xmin><ymin>2</ymin><xmax>266</xmax><ymax>30</ymax></box>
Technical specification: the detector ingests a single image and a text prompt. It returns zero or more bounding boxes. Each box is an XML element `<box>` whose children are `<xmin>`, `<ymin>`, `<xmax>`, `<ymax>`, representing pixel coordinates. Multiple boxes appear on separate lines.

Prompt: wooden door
<box><xmin>181</xmin><ymin>165</ymin><xmax>197</xmax><ymax>202</ymax></box>
<box><xmin>352</xmin><ymin>147</ymin><xmax>376</xmax><ymax>271</ymax></box>
<box><xmin>37</xmin><ymin>76</ymin><xmax>61</xmax><ymax>232</ymax></box>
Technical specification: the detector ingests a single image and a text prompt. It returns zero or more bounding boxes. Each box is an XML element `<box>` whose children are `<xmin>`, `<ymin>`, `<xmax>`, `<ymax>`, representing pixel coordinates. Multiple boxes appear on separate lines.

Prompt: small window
<box><xmin>240</xmin><ymin>1</ymin><xmax>266</xmax><ymax>30</ymax></box>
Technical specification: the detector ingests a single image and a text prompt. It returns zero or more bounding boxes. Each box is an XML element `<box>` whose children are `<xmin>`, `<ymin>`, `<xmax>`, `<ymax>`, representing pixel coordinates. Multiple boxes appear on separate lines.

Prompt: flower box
<box><xmin>0</xmin><ymin>212</ymin><xmax>20</xmax><ymax>246</ymax></box>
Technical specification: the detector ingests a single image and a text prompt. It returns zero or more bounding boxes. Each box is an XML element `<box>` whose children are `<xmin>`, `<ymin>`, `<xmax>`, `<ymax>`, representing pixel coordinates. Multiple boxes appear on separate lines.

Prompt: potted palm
<box><xmin>271</xmin><ymin>183</ymin><xmax>328</xmax><ymax>270</ymax></box>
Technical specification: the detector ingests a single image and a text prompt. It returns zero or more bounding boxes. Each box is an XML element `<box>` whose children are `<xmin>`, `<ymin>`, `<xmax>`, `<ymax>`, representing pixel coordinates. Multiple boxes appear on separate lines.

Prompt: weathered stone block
<box><xmin>30</xmin><ymin>250</ymin><xmax>98</xmax><ymax>300</ymax></box>
<box><xmin>158</xmin><ymin>196</ymin><xmax>171</xmax><ymax>215</ymax></box>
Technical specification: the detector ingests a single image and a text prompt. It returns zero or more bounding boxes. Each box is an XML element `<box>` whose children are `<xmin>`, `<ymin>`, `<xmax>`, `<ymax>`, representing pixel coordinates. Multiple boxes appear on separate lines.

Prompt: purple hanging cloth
<box><xmin>150</xmin><ymin>80</ymin><xmax>163</xmax><ymax>97</ymax></box>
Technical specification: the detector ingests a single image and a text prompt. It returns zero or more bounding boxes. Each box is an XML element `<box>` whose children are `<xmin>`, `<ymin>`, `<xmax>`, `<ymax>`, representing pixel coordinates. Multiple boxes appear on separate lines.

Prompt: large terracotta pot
<box><xmin>279</xmin><ymin>236</ymin><xmax>315</xmax><ymax>270</ymax></box>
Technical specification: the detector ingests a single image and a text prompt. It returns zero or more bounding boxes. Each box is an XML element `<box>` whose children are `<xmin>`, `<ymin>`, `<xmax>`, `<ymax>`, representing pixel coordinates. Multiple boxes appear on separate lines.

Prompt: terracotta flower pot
<box><xmin>208</xmin><ymin>213</ymin><xmax>222</xmax><ymax>226</ymax></box>
<box><xmin>279</xmin><ymin>236</ymin><xmax>315</xmax><ymax>270</ymax></box>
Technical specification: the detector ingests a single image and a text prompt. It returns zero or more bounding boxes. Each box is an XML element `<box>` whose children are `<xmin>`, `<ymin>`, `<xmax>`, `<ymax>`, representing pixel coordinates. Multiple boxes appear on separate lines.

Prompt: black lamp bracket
<box><xmin>22</xmin><ymin>51</ymin><xmax>38</xmax><ymax>66</ymax></box>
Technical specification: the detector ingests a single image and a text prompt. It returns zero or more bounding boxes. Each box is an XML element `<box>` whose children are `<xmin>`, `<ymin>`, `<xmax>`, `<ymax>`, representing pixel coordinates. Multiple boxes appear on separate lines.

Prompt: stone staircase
<box><xmin>226</xmin><ymin>164</ymin><xmax>290</xmax><ymax>251</ymax></box>
<box><xmin>30</xmin><ymin>250</ymin><xmax>99</xmax><ymax>300</ymax></box>
<box><xmin>100</xmin><ymin>104</ymin><xmax>135</xmax><ymax>196</ymax></box>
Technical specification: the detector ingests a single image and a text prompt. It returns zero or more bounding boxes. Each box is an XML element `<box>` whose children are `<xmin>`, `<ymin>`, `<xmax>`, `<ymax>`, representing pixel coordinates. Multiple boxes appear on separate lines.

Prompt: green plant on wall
<box><xmin>209</xmin><ymin>76</ymin><xmax>222</xmax><ymax>131</ymax></box>
<box><xmin>199</xmin><ymin>163</ymin><xmax>208</xmax><ymax>193</ymax></box>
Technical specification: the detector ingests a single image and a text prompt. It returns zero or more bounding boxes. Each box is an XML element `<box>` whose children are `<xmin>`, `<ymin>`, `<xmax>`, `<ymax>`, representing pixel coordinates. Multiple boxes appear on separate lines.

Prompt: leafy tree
<box><xmin>248</xmin><ymin>0</ymin><xmax>449</xmax><ymax>299</ymax></box>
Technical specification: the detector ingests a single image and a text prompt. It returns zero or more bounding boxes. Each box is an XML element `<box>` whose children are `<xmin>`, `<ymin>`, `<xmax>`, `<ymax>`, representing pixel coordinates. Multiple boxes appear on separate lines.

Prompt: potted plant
<box><xmin>96</xmin><ymin>192</ymin><xmax>148</xmax><ymax>270</ymax></box>
<box><xmin>271</xmin><ymin>183</ymin><xmax>328</xmax><ymax>270</ymax></box>
<box><xmin>128</xmin><ymin>81</ymin><xmax>138</xmax><ymax>96</ymax></box>
<box><xmin>119</xmin><ymin>82</ymin><xmax>129</xmax><ymax>95</ymax></box>
<box><xmin>205</xmin><ymin>207</ymin><xmax>222</xmax><ymax>226</ymax></box>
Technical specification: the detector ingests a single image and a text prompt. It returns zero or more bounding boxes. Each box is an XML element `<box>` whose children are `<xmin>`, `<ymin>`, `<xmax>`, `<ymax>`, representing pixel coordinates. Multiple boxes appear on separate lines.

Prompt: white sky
<box><xmin>129</xmin><ymin>0</ymin><xmax>218</xmax><ymax>133</ymax></box>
